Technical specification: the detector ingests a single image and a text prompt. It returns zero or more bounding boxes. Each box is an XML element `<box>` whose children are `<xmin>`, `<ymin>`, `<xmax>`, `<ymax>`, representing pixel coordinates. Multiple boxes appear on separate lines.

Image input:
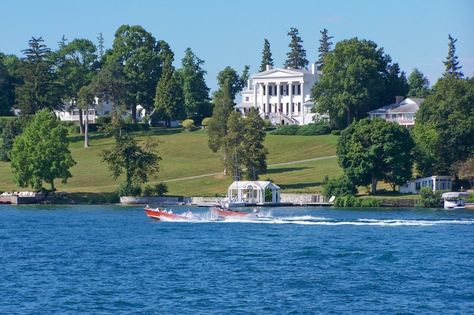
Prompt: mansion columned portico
<box><xmin>237</xmin><ymin>64</ymin><xmax>323</xmax><ymax>125</ymax></box>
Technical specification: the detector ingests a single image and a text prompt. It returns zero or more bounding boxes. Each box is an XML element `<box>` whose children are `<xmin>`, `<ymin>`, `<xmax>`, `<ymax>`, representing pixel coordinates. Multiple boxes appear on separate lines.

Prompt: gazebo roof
<box><xmin>228</xmin><ymin>181</ymin><xmax>280</xmax><ymax>190</ymax></box>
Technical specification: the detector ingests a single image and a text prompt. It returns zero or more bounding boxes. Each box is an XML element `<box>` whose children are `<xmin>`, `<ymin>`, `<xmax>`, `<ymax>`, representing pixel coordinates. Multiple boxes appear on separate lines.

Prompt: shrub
<box><xmin>271</xmin><ymin>124</ymin><xmax>299</xmax><ymax>135</ymax></box>
<box><xmin>331</xmin><ymin>130</ymin><xmax>341</xmax><ymax>135</ymax></box>
<box><xmin>0</xmin><ymin>118</ymin><xmax>23</xmax><ymax>161</ymax></box>
<box><xmin>117</xmin><ymin>183</ymin><xmax>142</xmax><ymax>197</ymax></box>
<box><xmin>201</xmin><ymin>117</ymin><xmax>212</xmax><ymax>128</ymax></box>
<box><xmin>334</xmin><ymin>195</ymin><xmax>380</xmax><ymax>207</ymax></box>
<box><xmin>142</xmin><ymin>182</ymin><xmax>168</xmax><ymax>197</ymax></box>
<box><xmin>296</xmin><ymin>122</ymin><xmax>331</xmax><ymax>136</ymax></box>
<box><xmin>415</xmin><ymin>187</ymin><xmax>442</xmax><ymax>208</ymax></box>
<box><xmin>466</xmin><ymin>193</ymin><xmax>474</xmax><ymax>203</ymax></box>
<box><xmin>322</xmin><ymin>175</ymin><xmax>357</xmax><ymax>198</ymax></box>
<box><xmin>96</xmin><ymin>116</ymin><xmax>112</xmax><ymax>127</ymax></box>
<box><xmin>122</xmin><ymin>123</ymin><xmax>150</xmax><ymax>132</ymax></box>
<box><xmin>181</xmin><ymin>119</ymin><xmax>196</xmax><ymax>131</ymax></box>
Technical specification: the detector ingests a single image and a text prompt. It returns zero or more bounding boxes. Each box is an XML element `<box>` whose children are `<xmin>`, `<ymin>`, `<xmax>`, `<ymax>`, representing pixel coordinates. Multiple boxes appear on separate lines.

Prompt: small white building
<box><xmin>54</xmin><ymin>98</ymin><xmax>114</xmax><ymax>123</ymax></box>
<box><xmin>368</xmin><ymin>97</ymin><xmax>424</xmax><ymax>127</ymax></box>
<box><xmin>236</xmin><ymin>64</ymin><xmax>324</xmax><ymax>125</ymax></box>
<box><xmin>227</xmin><ymin>181</ymin><xmax>280</xmax><ymax>204</ymax></box>
<box><xmin>400</xmin><ymin>176</ymin><xmax>452</xmax><ymax>194</ymax></box>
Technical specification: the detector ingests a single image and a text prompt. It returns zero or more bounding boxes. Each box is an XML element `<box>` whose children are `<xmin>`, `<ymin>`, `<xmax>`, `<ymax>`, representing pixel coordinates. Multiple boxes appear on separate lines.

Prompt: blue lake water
<box><xmin>1</xmin><ymin>205</ymin><xmax>474</xmax><ymax>314</ymax></box>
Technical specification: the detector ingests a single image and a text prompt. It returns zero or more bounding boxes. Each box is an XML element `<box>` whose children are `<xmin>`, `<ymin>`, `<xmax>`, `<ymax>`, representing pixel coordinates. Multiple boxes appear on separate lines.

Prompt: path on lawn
<box><xmin>163</xmin><ymin>155</ymin><xmax>337</xmax><ymax>183</ymax></box>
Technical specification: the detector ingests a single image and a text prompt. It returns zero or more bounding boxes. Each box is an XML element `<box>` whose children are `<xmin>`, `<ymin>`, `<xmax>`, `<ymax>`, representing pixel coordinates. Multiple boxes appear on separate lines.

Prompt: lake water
<box><xmin>1</xmin><ymin>205</ymin><xmax>474</xmax><ymax>314</ymax></box>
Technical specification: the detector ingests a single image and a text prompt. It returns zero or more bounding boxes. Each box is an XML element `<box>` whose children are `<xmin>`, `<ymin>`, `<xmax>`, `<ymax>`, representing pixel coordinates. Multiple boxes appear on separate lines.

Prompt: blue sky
<box><xmin>1</xmin><ymin>0</ymin><xmax>473</xmax><ymax>92</ymax></box>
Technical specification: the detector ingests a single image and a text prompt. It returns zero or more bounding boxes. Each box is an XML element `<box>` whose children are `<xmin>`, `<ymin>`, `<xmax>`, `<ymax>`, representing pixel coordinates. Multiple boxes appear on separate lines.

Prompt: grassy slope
<box><xmin>0</xmin><ymin>129</ymin><xmax>341</xmax><ymax>196</ymax></box>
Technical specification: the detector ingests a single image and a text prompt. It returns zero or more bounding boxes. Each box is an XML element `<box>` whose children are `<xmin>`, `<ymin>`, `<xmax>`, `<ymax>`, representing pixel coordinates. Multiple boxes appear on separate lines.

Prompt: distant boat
<box><xmin>441</xmin><ymin>192</ymin><xmax>469</xmax><ymax>209</ymax></box>
<box><xmin>144</xmin><ymin>206</ymin><xmax>194</xmax><ymax>221</ymax></box>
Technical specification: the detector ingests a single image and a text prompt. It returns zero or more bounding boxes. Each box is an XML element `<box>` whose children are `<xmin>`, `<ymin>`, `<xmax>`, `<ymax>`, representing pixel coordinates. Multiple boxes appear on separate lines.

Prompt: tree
<box><xmin>413</xmin><ymin>76</ymin><xmax>474</xmax><ymax>175</ymax></box>
<box><xmin>154</xmin><ymin>45</ymin><xmax>185</xmax><ymax>127</ymax></box>
<box><xmin>408</xmin><ymin>68</ymin><xmax>430</xmax><ymax>98</ymax></box>
<box><xmin>0</xmin><ymin>54</ymin><xmax>16</xmax><ymax>115</ymax></box>
<box><xmin>208</xmin><ymin>73</ymin><xmax>235</xmax><ymax>174</ymax></box>
<box><xmin>240</xmin><ymin>65</ymin><xmax>250</xmax><ymax>88</ymax></box>
<box><xmin>443</xmin><ymin>34</ymin><xmax>463</xmax><ymax>78</ymax></box>
<box><xmin>453</xmin><ymin>156</ymin><xmax>474</xmax><ymax>189</ymax></box>
<box><xmin>97</xmin><ymin>32</ymin><xmax>105</xmax><ymax>58</ymax></box>
<box><xmin>312</xmin><ymin>38</ymin><xmax>404</xmax><ymax>129</ymax></box>
<box><xmin>78</xmin><ymin>84</ymin><xmax>96</xmax><ymax>148</ymax></box>
<box><xmin>337</xmin><ymin>118</ymin><xmax>414</xmax><ymax>194</ymax></box>
<box><xmin>316</xmin><ymin>28</ymin><xmax>333</xmax><ymax>70</ymax></box>
<box><xmin>179</xmin><ymin>48</ymin><xmax>211</xmax><ymax>123</ymax></box>
<box><xmin>284</xmin><ymin>27</ymin><xmax>308</xmax><ymax>69</ymax></box>
<box><xmin>101</xmin><ymin>133</ymin><xmax>161</xmax><ymax>190</ymax></box>
<box><xmin>322</xmin><ymin>175</ymin><xmax>357</xmax><ymax>198</ymax></box>
<box><xmin>259</xmin><ymin>39</ymin><xmax>274</xmax><ymax>72</ymax></box>
<box><xmin>15</xmin><ymin>37</ymin><xmax>62</xmax><ymax>114</ymax></box>
<box><xmin>10</xmin><ymin>109</ymin><xmax>76</xmax><ymax>191</ymax></box>
<box><xmin>217</xmin><ymin>66</ymin><xmax>244</xmax><ymax>98</ymax></box>
<box><xmin>224</xmin><ymin>111</ymin><xmax>246</xmax><ymax>179</ymax></box>
<box><xmin>54</xmin><ymin>38</ymin><xmax>98</xmax><ymax>134</ymax></box>
<box><xmin>0</xmin><ymin>118</ymin><xmax>24</xmax><ymax>161</ymax></box>
<box><xmin>109</xmin><ymin>25</ymin><xmax>161</xmax><ymax>123</ymax></box>
<box><xmin>242</xmin><ymin>108</ymin><xmax>267</xmax><ymax>180</ymax></box>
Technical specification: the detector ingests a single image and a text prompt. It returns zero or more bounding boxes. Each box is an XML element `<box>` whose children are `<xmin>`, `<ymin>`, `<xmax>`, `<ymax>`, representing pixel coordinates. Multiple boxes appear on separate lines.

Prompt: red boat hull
<box><xmin>144</xmin><ymin>207</ymin><xmax>188</xmax><ymax>221</ymax></box>
<box><xmin>211</xmin><ymin>207</ymin><xmax>251</xmax><ymax>219</ymax></box>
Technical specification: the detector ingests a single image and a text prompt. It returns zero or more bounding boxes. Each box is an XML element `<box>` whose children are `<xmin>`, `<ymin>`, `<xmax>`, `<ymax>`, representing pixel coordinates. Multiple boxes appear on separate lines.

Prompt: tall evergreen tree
<box><xmin>58</xmin><ymin>35</ymin><xmax>67</xmax><ymax>49</ymax></box>
<box><xmin>0</xmin><ymin>54</ymin><xmax>15</xmax><ymax>115</ymax></box>
<box><xmin>284</xmin><ymin>27</ymin><xmax>308</xmax><ymax>69</ymax></box>
<box><xmin>443</xmin><ymin>34</ymin><xmax>463</xmax><ymax>78</ymax></box>
<box><xmin>259</xmin><ymin>39</ymin><xmax>274</xmax><ymax>72</ymax></box>
<box><xmin>179</xmin><ymin>48</ymin><xmax>211</xmax><ymax>123</ymax></box>
<box><xmin>15</xmin><ymin>37</ymin><xmax>62</xmax><ymax>114</ymax></box>
<box><xmin>224</xmin><ymin>111</ymin><xmax>246</xmax><ymax>179</ymax></box>
<box><xmin>242</xmin><ymin>108</ymin><xmax>268</xmax><ymax>180</ymax></box>
<box><xmin>316</xmin><ymin>28</ymin><xmax>333</xmax><ymax>70</ymax></box>
<box><xmin>97</xmin><ymin>32</ymin><xmax>105</xmax><ymax>58</ymax></box>
<box><xmin>154</xmin><ymin>47</ymin><xmax>184</xmax><ymax>127</ymax></box>
<box><xmin>407</xmin><ymin>68</ymin><xmax>430</xmax><ymax>98</ymax></box>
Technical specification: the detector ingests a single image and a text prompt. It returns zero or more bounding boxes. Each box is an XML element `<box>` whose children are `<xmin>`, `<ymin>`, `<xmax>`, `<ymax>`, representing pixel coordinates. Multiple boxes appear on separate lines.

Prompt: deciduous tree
<box><xmin>10</xmin><ymin>109</ymin><xmax>76</xmax><ymax>191</ymax></box>
<box><xmin>337</xmin><ymin>118</ymin><xmax>414</xmax><ymax>194</ymax></box>
<box><xmin>408</xmin><ymin>68</ymin><xmax>430</xmax><ymax>98</ymax></box>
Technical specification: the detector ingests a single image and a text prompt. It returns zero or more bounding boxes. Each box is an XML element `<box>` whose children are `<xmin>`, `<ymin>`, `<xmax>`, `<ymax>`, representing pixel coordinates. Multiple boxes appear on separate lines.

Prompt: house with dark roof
<box><xmin>368</xmin><ymin>97</ymin><xmax>424</xmax><ymax>127</ymax></box>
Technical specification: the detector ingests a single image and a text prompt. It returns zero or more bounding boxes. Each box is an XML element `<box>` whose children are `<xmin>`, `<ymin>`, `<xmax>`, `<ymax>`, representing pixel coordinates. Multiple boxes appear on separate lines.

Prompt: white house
<box><xmin>236</xmin><ymin>64</ymin><xmax>325</xmax><ymax>125</ymax></box>
<box><xmin>227</xmin><ymin>181</ymin><xmax>280</xmax><ymax>204</ymax></box>
<box><xmin>400</xmin><ymin>176</ymin><xmax>452</xmax><ymax>194</ymax></box>
<box><xmin>54</xmin><ymin>97</ymin><xmax>114</xmax><ymax>123</ymax></box>
<box><xmin>368</xmin><ymin>97</ymin><xmax>424</xmax><ymax>127</ymax></box>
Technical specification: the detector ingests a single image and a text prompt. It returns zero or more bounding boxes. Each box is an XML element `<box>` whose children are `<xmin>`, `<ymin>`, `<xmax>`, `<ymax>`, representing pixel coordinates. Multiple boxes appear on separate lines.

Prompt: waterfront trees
<box><xmin>101</xmin><ymin>133</ymin><xmax>161</xmax><ymax>195</ymax></box>
<box><xmin>154</xmin><ymin>42</ymin><xmax>185</xmax><ymax>127</ymax></box>
<box><xmin>15</xmin><ymin>37</ymin><xmax>62</xmax><ymax>114</ymax></box>
<box><xmin>241</xmin><ymin>108</ymin><xmax>267</xmax><ymax>180</ymax></box>
<box><xmin>284</xmin><ymin>27</ymin><xmax>308</xmax><ymax>69</ymax></box>
<box><xmin>311</xmin><ymin>38</ymin><xmax>407</xmax><ymax>129</ymax></box>
<box><xmin>10</xmin><ymin>109</ymin><xmax>76</xmax><ymax>191</ymax></box>
<box><xmin>408</xmin><ymin>68</ymin><xmax>430</xmax><ymax>98</ymax></box>
<box><xmin>316</xmin><ymin>28</ymin><xmax>333</xmax><ymax>70</ymax></box>
<box><xmin>413</xmin><ymin>76</ymin><xmax>474</xmax><ymax>175</ymax></box>
<box><xmin>337</xmin><ymin>118</ymin><xmax>414</xmax><ymax>194</ymax></box>
<box><xmin>179</xmin><ymin>48</ymin><xmax>211</xmax><ymax>123</ymax></box>
<box><xmin>259</xmin><ymin>39</ymin><xmax>274</xmax><ymax>72</ymax></box>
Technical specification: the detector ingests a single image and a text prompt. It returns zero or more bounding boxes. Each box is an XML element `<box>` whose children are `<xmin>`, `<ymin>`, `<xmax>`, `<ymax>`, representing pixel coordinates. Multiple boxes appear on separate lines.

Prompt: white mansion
<box><xmin>236</xmin><ymin>64</ymin><xmax>325</xmax><ymax>125</ymax></box>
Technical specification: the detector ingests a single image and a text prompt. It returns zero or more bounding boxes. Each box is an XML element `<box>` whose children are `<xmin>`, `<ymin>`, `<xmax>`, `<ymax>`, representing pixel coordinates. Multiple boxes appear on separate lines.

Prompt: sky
<box><xmin>1</xmin><ymin>0</ymin><xmax>473</xmax><ymax>92</ymax></box>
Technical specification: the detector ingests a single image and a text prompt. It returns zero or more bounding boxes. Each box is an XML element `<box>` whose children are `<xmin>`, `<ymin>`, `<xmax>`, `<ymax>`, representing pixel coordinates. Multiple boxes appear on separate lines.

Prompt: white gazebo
<box><xmin>227</xmin><ymin>181</ymin><xmax>280</xmax><ymax>204</ymax></box>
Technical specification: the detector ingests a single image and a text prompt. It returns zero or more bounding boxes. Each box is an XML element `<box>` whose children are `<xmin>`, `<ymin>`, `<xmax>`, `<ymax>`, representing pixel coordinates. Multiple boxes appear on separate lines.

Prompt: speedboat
<box><xmin>211</xmin><ymin>206</ymin><xmax>250</xmax><ymax>219</ymax></box>
<box><xmin>441</xmin><ymin>192</ymin><xmax>469</xmax><ymax>209</ymax></box>
<box><xmin>144</xmin><ymin>206</ymin><xmax>194</xmax><ymax>221</ymax></box>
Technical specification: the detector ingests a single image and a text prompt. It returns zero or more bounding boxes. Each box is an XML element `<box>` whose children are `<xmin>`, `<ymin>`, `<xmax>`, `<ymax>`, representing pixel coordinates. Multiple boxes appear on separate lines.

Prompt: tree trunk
<box><xmin>84</xmin><ymin>107</ymin><xmax>89</xmax><ymax>148</ymax></box>
<box><xmin>79</xmin><ymin>108</ymin><xmax>84</xmax><ymax>135</ymax></box>
<box><xmin>51</xmin><ymin>179</ymin><xmax>55</xmax><ymax>192</ymax></box>
<box><xmin>346</xmin><ymin>108</ymin><xmax>352</xmax><ymax>127</ymax></box>
<box><xmin>371</xmin><ymin>174</ymin><xmax>377</xmax><ymax>194</ymax></box>
<box><xmin>131</xmin><ymin>104</ymin><xmax>137</xmax><ymax>124</ymax></box>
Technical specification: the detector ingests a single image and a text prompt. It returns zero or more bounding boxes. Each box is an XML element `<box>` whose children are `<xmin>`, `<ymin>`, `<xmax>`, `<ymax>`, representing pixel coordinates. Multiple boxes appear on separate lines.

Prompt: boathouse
<box><xmin>227</xmin><ymin>181</ymin><xmax>280</xmax><ymax>204</ymax></box>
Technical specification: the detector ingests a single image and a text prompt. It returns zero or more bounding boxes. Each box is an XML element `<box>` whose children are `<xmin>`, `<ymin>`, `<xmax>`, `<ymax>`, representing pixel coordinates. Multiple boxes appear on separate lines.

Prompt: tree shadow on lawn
<box><xmin>278</xmin><ymin>181</ymin><xmax>324</xmax><ymax>190</ymax></box>
<box><xmin>264</xmin><ymin>166</ymin><xmax>311</xmax><ymax>174</ymax></box>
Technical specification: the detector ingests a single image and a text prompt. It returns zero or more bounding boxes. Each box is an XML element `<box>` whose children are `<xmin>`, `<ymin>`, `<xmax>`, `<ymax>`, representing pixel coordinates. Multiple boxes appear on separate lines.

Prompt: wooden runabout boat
<box><xmin>144</xmin><ymin>206</ymin><xmax>191</xmax><ymax>221</ymax></box>
<box><xmin>210</xmin><ymin>206</ymin><xmax>255</xmax><ymax>220</ymax></box>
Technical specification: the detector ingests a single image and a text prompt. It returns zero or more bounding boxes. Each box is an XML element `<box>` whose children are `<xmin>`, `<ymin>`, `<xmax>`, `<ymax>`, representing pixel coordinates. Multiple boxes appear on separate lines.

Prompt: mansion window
<box><xmin>245</xmin><ymin>96</ymin><xmax>249</xmax><ymax>101</ymax></box>
<box><xmin>297</xmin><ymin>85</ymin><xmax>301</xmax><ymax>95</ymax></box>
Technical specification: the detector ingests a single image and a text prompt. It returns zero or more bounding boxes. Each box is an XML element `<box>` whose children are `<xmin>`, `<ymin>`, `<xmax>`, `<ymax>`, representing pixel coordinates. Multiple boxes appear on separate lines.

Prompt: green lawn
<box><xmin>0</xmin><ymin>129</ymin><xmax>341</xmax><ymax>196</ymax></box>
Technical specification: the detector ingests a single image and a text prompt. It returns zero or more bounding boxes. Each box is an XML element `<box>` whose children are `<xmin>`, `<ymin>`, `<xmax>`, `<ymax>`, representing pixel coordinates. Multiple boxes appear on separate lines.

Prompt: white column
<box><xmin>300</xmin><ymin>81</ymin><xmax>304</xmax><ymax>114</ymax></box>
<box><xmin>265</xmin><ymin>82</ymin><xmax>269</xmax><ymax>114</ymax></box>
<box><xmin>253</xmin><ymin>83</ymin><xmax>257</xmax><ymax>112</ymax></box>
<box><xmin>260</xmin><ymin>83</ymin><xmax>265</xmax><ymax>114</ymax></box>
<box><xmin>276</xmin><ymin>82</ymin><xmax>281</xmax><ymax>114</ymax></box>
<box><xmin>288</xmin><ymin>82</ymin><xmax>293</xmax><ymax>116</ymax></box>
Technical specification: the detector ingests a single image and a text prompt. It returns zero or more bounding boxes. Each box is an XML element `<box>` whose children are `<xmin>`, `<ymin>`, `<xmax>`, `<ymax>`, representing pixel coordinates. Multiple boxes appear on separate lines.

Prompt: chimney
<box><xmin>311</xmin><ymin>63</ymin><xmax>317</xmax><ymax>75</ymax></box>
<box><xmin>266</xmin><ymin>64</ymin><xmax>272</xmax><ymax>71</ymax></box>
<box><xmin>395</xmin><ymin>96</ymin><xmax>404</xmax><ymax>104</ymax></box>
